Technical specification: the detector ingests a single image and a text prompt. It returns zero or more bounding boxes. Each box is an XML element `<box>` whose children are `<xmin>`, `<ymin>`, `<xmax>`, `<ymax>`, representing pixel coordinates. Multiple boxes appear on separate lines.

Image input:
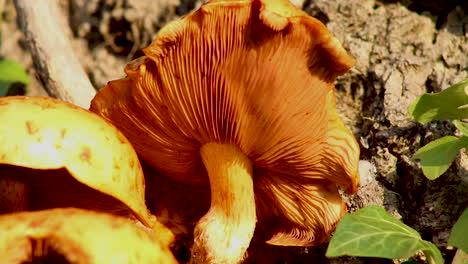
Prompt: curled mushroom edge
<box><xmin>0</xmin><ymin>208</ymin><xmax>177</xmax><ymax>264</ymax></box>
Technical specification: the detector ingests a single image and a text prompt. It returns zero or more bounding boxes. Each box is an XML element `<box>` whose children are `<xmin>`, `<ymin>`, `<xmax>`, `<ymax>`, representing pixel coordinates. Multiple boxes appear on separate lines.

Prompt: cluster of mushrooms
<box><xmin>0</xmin><ymin>0</ymin><xmax>360</xmax><ymax>263</ymax></box>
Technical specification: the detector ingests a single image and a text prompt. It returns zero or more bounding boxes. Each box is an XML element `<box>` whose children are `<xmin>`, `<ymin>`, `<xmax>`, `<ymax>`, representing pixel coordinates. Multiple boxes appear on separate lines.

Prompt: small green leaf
<box><xmin>453</xmin><ymin>120</ymin><xmax>468</xmax><ymax>136</ymax></box>
<box><xmin>408</xmin><ymin>79</ymin><xmax>468</xmax><ymax>124</ymax></box>
<box><xmin>449</xmin><ymin>208</ymin><xmax>468</xmax><ymax>253</ymax></box>
<box><xmin>0</xmin><ymin>59</ymin><xmax>29</xmax><ymax>96</ymax></box>
<box><xmin>413</xmin><ymin>136</ymin><xmax>468</xmax><ymax>180</ymax></box>
<box><xmin>326</xmin><ymin>206</ymin><xmax>444</xmax><ymax>264</ymax></box>
<box><xmin>0</xmin><ymin>83</ymin><xmax>10</xmax><ymax>96</ymax></box>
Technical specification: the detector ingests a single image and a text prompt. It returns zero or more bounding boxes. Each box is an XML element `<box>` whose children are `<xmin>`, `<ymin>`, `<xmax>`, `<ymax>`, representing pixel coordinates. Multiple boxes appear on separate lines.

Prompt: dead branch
<box><xmin>13</xmin><ymin>0</ymin><xmax>96</xmax><ymax>108</ymax></box>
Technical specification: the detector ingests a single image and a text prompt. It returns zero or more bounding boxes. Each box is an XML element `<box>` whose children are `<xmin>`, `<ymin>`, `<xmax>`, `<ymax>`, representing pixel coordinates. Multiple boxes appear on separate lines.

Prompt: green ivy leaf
<box><xmin>0</xmin><ymin>59</ymin><xmax>29</xmax><ymax>96</ymax></box>
<box><xmin>408</xmin><ymin>79</ymin><xmax>468</xmax><ymax>124</ymax></box>
<box><xmin>326</xmin><ymin>206</ymin><xmax>444</xmax><ymax>264</ymax></box>
<box><xmin>449</xmin><ymin>208</ymin><xmax>468</xmax><ymax>253</ymax></box>
<box><xmin>412</xmin><ymin>136</ymin><xmax>468</xmax><ymax>180</ymax></box>
<box><xmin>453</xmin><ymin>120</ymin><xmax>468</xmax><ymax>136</ymax></box>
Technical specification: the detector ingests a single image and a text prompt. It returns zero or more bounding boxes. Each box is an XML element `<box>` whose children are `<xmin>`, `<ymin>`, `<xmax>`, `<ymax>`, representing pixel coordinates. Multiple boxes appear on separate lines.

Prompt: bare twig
<box><xmin>13</xmin><ymin>0</ymin><xmax>95</xmax><ymax>108</ymax></box>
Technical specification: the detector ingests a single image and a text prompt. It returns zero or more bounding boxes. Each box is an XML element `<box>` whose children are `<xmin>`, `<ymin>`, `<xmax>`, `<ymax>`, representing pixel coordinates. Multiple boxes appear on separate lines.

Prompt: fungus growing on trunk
<box><xmin>0</xmin><ymin>208</ymin><xmax>177</xmax><ymax>264</ymax></box>
<box><xmin>0</xmin><ymin>96</ymin><xmax>172</xmax><ymax>244</ymax></box>
<box><xmin>90</xmin><ymin>0</ymin><xmax>360</xmax><ymax>263</ymax></box>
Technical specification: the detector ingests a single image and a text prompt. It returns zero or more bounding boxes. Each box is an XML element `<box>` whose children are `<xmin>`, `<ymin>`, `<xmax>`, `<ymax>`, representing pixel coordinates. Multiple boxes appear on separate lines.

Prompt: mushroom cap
<box><xmin>91</xmin><ymin>0</ymin><xmax>360</xmax><ymax>246</ymax></box>
<box><xmin>0</xmin><ymin>96</ymin><xmax>154</xmax><ymax>227</ymax></box>
<box><xmin>0</xmin><ymin>208</ymin><xmax>177</xmax><ymax>264</ymax></box>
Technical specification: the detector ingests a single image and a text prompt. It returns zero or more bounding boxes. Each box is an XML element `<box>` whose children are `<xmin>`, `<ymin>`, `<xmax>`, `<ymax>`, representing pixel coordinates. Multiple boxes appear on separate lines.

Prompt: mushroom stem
<box><xmin>191</xmin><ymin>143</ymin><xmax>256</xmax><ymax>264</ymax></box>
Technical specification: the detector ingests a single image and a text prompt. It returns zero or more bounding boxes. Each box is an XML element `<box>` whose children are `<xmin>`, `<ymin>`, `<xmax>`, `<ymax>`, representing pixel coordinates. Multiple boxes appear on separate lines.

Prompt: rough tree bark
<box><xmin>13</xmin><ymin>0</ymin><xmax>95</xmax><ymax>108</ymax></box>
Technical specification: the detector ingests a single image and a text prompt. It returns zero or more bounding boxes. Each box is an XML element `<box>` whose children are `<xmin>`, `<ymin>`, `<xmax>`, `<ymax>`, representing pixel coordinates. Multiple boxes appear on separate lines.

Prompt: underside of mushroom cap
<box><xmin>91</xmin><ymin>0</ymin><xmax>357</xmax><ymax>184</ymax></box>
<box><xmin>0</xmin><ymin>96</ymin><xmax>156</xmax><ymax>228</ymax></box>
<box><xmin>252</xmin><ymin>90</ymin><xmax>359</xmax><ymax>246</ymax></box>
<box><xmin>90</xmin><ymin>0</ymin><xmax>359</xmax><ymax>246</ymax></box>
<box><xmin>0</xmin><ymin>208</ymin><xmax>177</xmax><ymax>264</ymax></box>
<box><xmin>254</xmin><ymin>175</ymin><xmax>346</xmax><ymax>246</ymax></box>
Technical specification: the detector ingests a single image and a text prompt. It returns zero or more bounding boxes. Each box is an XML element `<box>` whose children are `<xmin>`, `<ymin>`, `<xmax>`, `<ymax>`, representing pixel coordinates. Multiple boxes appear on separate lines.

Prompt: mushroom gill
<box><xmin>90</xmin><ymin>0</ymin><xmax>360</xmax><ymax>263</ymax></box>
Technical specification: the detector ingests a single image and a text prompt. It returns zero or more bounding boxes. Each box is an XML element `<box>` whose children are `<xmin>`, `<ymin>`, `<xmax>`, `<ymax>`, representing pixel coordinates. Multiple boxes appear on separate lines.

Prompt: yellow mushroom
<box><xmin>90</xmin><ymin>0</ymin><xmax>360</xmax><ymax>263</ymax></box>
<box><xmin>0</xmin><ymin>96</ymin><xmax>173</xmax><ymax>243</ymax></box>
<box><xmin>0</xmin><ymin>208</ymin><xmax>177</xmax><ymax>264</ymax></box>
